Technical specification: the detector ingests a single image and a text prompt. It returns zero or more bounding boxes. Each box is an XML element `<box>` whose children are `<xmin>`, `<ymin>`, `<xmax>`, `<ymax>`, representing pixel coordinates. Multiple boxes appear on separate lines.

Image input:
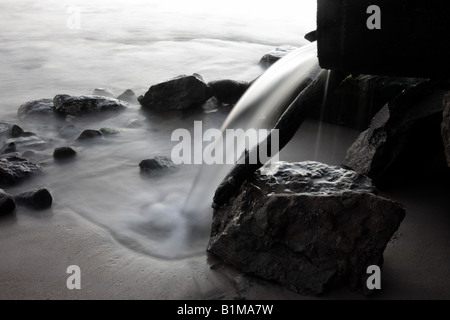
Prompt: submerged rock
<box><xmin>139</xmin><ymin>156</ymin><xmax>177</xmax><ymax>174</ymax></box>
<box><xmin>208</xmin><ymin>161</ymin><xmax>405</xmax><ymax>295</ymax></box>
<box><xmin>53</xmin><ymin>95</ymin><xmax>127</xmax><ymax>117</ymax></box>
<box><xmin>117</xmin><ymin>89</ymin><xmax>138</xmax><ymax>104</ymax></box>
<box><xmin>17</xmin><ymin>99</ymin><xmax>55</xmax><ymax>120</ymax></box>
<box><xmin>11</xmin><ymin>125</ymin><xmax>34</xmax><ymax>138</ymax></box>
<box><xmin>93</xmin><ymin>88</ymin><xmax>114</xmax><ymax>98</ymax></box>
<box><xmin>343</xmin><ymin>82</ymin><xmax>447</xmax><ymax>186</ymax></box>
<box><xmin>259</xmin><ymin>45</ymin><xmax>298</xmax><ymax>68</ymax></box>
<box><xmin>59</xmin><ymin>124</ymin><xmax>81</xmax><ymax>139</ymax></box>
<box><xmin>1</xmin><ymin>142</ymin><xmax>16</xmax><ymax>155</ymax></box>
<box><xmin>0</xmin><ymin>155</ymin><xmax>41</xmax><ymax>186</ymax></box>
<box><xmin>100</xmin><ymin>128</ymin><xmax>120</xmax><ymax>135</ymax></box>
<box><xmin>208</xmin><ymin>80</ymin><xmax>250</xmax><ymax>105</ymax></box>
<box><xmin>76</xmin><ymin>130</ymin><xmax>103</xmax><ymax>141</ymax></box>
<box><xmin>14</xmin><ymin>188</ymin><xmax>53</xmax><ymax>210</ymax></box>
<box><xmin>442</xmin><ymin>94</ymin><xmax>450</xmax><ymax>167</ymax></box>
<box><xmin>138</xmin><ymin>74</ymin><xmax>212</xmax><ymax>112</ymax></box>
<box><xmin>0</xmin><ymin>189</ymin><xmax>16</xmax><ymax>215</ymax></box>
<box><xmin>53</xmin><ymin>147</ymin><xmax>77</xmax><ymax>159</ymax></box>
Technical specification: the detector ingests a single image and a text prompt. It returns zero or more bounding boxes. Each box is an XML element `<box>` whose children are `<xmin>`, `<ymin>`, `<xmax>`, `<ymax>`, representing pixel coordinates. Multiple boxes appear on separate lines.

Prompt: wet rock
<box><xmin>17</xmin><ymin>99</ymin><xmax>55</xmax><ymax>120</ymax></box>
<box><xmin>93</xmin><ymin>88</ymin><xmax>114</xmax><ymax>98</ymax></box>
<box><xmin>343</xmin><ymin>82</ymin><xmax>447</xmax><ymax>186</ymax></box>
<box><xmin>208</xmin><ymin>161</ymin><xmax>405</xmax><ymax>295</ymax></box>
<box><xmin>138</xmin><ymin>74</ymin><xmax>212</xmax><ymax>112</ymax></box>
<box><xmin>125</xmin><ymin>119</ymin><xmax>144</xmax><ymax>129</ymax></box>
<box><xmin>59</xmin><ymin>124</ymin><xmax>81</xmax><ymax>139</ymax></box>
<box><xmin>208</xmin><ymin>80</ymin><xmax>250</xmax><ymax>105</ymax></box>
<box><xmin>76</xmin><ymin>130</ymin><xmax>103</xmax><ymax>141</ymax></box>
<box><xmin>11</xmin><ymin>125</ymin><xmax>35</xmax><ymax>138</ymax></box>
<box><xmin>139</xmin><ymin>156</ymin><xmax>177</xmax><ymax>174</ymax></box>
<box><xmin>0</xmin><ymin>155</ymin><xmax>41</xmax><ymax>186</ymax></box>
<box><xmin>1</xmin><ymin>142</ymin><xmax>16</xmax><ymax>155</ymax></box>
<box><xmin>311</xmin><ymin>74</ymin><xmax>427</xmax><ymax>130</ymax></box>
<box><xmin>0</xmin><ymin>189</ymin><xmax>16</xmax><ymax>216</ymax></box>
<box><xmin>259</xmin><ymin>45</ymin><xmax>298</xmax><ymax>68</ymax></box>
<box><xmin>14</xmin><ymin>188</ymin><xmax>53</xmax><ymax>210</ymax></box>
<box><xmin>0</xmin><ymin>122</ymin><xmax>12</xmax><ymax>136</ymax></box>
<box><xmin>100</xmin><ymin>128</ymin><xmax>120</xmax><ymax>135</ymax></box>
<box><xmin>442</xmin><ymin>94</ymin><xmax>450</xmax><ymax>167</ymax></box>
<box><xmin>53</xmin><ymin>147</ymin><xmax>77</xmax><ymax>159</ymax></box>
<box><xmin>117</xmin><ymin>89</ymin><xmax>138</xmax><ymax>104</ymax></box>
<box><xmin>53</xmin><ymin>95</ymin><xmax>127</xmax><ymax>117</ymax></box>
<box><xmin>5</xmin><ymin>135</ymin><xmax>47</xmax><ymax>151</ymax></box>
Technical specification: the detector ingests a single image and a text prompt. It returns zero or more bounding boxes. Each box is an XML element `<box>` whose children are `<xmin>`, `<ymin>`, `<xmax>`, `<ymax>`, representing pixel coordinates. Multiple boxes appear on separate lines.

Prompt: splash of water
<box><xmin>183</xmin><ymin>43</ymin><xmax>321</xmax><ymax>223</ymax></box>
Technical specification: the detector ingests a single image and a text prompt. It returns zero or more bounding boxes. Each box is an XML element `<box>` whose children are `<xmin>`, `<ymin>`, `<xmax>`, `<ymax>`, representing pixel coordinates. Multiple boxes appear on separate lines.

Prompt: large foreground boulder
<box><xmin>343</xmin><ymin>82</ymin><xmax>447</xmax><ymax>186</ymax></box>
<box><xmin>138</xmin><ymin>74</ymin><xmax>212</xmax><ymax>112</ymax></box>
<box><xmin>53</xmin><ymin>95</ymin><xmax>127</xmax><ymax>116</ymax></box>
<box><xmin>0</xmin><ymin>155</ymin><xmax>41</xmax><ymax>186</ymax></box>
<box><xmin>442</xmin><ymin>94</ymin><xmax>450</xmax><ymax>167</ymax></box>
<box><xmin>208</xmin><ymin>161</ymin><xmax>405</xmax><ymax>295</ymax></box>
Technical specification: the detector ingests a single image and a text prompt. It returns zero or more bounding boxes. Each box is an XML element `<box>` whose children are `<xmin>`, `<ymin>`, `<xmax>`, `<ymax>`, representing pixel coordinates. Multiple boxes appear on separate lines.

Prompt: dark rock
<box><xmin>442</xmin><ymin>94</ymin><xmax>450</xmax><ymax>167</ymax></box>
<box><xmin>0</xmin><ymin>122</ymin><xmax>12</xmax><ymax>136</ymax></box>
<box><xmin>17</xmin><ymin>99</ymin><xmax>55</xmax><ymax>120</ymax></box>
<box><xmin>76</xmin><ymin>130</ymin><xmax>103</xmax><ymax>141</ymax></box>
<box><xmin>208</xmin><ymin>161</ymin><xmax>405</xmax><ymax>295</ymax></box>
<box><xmin>304</xmin><ymin>30</ymin><xmax>317</xmax><ymax>42</ymax></box>
<box><xmin>93</xmin><ymin>88</ymin><xmax>114</xmax><ymax>97</ymax></box>
<box><xmin>311</xmin><ymin>73</ymin><xmax>427</xmax><ymax>130</ymax></box>
<box><xmin>0</xmin><ymin>189</ymin><xmax>15</xmax><ymax>215</ymax></box>
<box><xmin>53</xmin><ymin>147</ymin><xmax>77</xmax><ymax>159</ymax></box>
<box><xmin>125</xmin><ymin>119</ymin><xmax>144</xmax><ymax>129</ymax></box>
<box><xmin>138</xmin><ymin>74</ymin><xmax>212</xmax><ymax>112</ymax></box>
<box><xmin>343</xmin><ymin>82</ymin><xmax>447</xmax><ymax>186</ymax></box>
<box><xmin>59</xmin><ymin>124</ymin><xmax>81</xmax><ymax>139</ymax></box>
<box><xmin>139</xmin><ymin>156</ymin><xmax>176</xmax><ymax>174</ymax></box>
<box><xmin>100</xmin><ymin>128</ymin><xmax>120</xmax><ymax>135</ymax></box>
<box><xmin>208</xmin><ymin>80</ymin><xmax>250</xmax><ymax>105</ymax></box>
<box><xmin>53</xmin><ymin>95</ymin><xmax>127</xmax><ymax>117</ymax></box>
<box><xmin>1</xmin><ymin>142</ymin><xmax>16</xmax><ymax>155</ymax></box>
<box><xmin>117</xmin><ymin>89</ymin><xmax>138</xmax><ymax>104</ymax></box>
<box><xmin>0</xmin><ymin>155</ymin><xmax>41</xmax><ymax>186</ymax></box>
<box><xmin>11</xmin><ymin>125</ymin><xmax>34</xmax><ymax>138</ymax></box>
<box><xmin>259</xmin><ymin>45</ymin><xmax>298</xmax><ymax>68</ymax></box>
<box><xmin>14</xmin><ymin>188</ymin><xmax>53</xmax><ymax>210</ymax></box>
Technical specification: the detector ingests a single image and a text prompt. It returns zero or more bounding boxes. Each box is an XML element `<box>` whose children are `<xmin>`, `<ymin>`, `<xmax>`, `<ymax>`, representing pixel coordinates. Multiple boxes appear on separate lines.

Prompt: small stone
<box><xmin>1</xmin><ymin>142</ymin><xmax>16</xmax><ymax>155</ymax></box>
<box><xmin>59</xmin><ymin>124</ymin><xmax>81</xmax><ymax>139</ymax></box>
<box><xmin>93</xmin><ymin>88</ymin><xmax>114</xmax><ymax>97</ymax></box>
<box><xmin>11</xmin><ymin>125</ymin><xmax>25</xmax><ymax>138</ymax></box>
<box><xmin>117</xmin><ymin>89</ymin><xmax>138</xmax><ymax>104</ymax></box>
<box><xmin>259</xmin><ymin>45</ymin><xmax>299</xmax><ymax>68</ymax></box>
<box><xmin>208</xmin><ymin>80</ymin><xmax>250</xmax><ymax>105</ymax></box>
<box><xmin>76</xmin><ymin>130</ymin><xmax>103</xmax><ymax>141</ymax></box>
<box><xmin>0</xmin><ymin>189</ymin><xmax>16</xmax><ymax>216</ymax></box>
<box><xmin>139</xmin><ymin>156</ymin><xmax>177</xmax><ymax>174</ymax></box>
<box><xmin>14</xmin><ymin>188</ymin><xmax>53</xmax><ymax>210</ymax></box>
<box><xmin>53</xmin><ymin>147</ymin><xmax>77</xmax><ymax>159</ymax></box>
<box><xmin>100</xmin><ymin>128</ymin><xmax>120</xmax><ymax>135</ymax></box>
